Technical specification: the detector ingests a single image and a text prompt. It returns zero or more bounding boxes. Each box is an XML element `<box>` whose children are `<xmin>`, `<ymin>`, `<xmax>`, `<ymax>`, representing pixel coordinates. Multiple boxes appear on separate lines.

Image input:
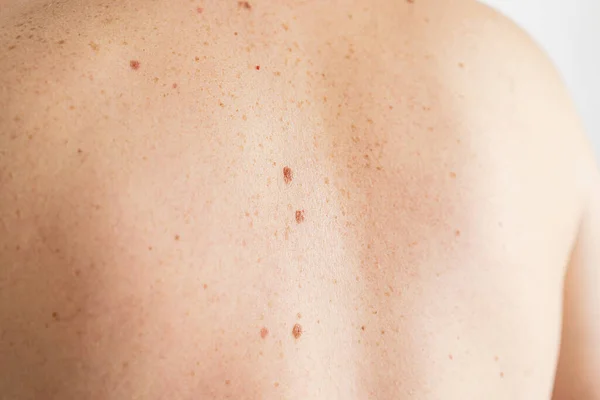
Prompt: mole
<box><xmin>51</xmin><ymin>312</ymin><xmax>60</xmax><ymax>321</ymax></box>
<box><xmin>238</xmin><ymin>1</ymin><xmax>252</xmax><ymax>10</ymax></box>
<box><xmin>129</xmin><ymin>60</ymin><xmax>140</xmax><ymax>70</ymax></box>
<box><xmin>172</xmin><ymin>83</ymin><xmax>178</xmax><ymax>88</ymax></box>
<box><xmin>255</xmin><ymin>65</ymin><xmax>260</xmax><ymax>70</ymax></box>
<box><xmin>292</xmin><ymin>323</ymin><xmax>302</xmax><ymax>339</ymax></box>
<box><xmin>295</xmin><ymin>210</ymin><xmax>305</xmax><ymax>224</ymax></box>
<box><xmin>283</xmin><ymin>166</ymin><xmax>293</xmax><ymax>184</ymax></box>
<box><xmin>260</xmin><ymin>327</ymin><xmax>269</xmax><ymax>338</ymax></box>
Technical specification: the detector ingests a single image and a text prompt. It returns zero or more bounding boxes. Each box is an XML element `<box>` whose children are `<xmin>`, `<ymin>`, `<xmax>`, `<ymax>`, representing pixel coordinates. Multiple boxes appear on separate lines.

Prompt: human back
<box><xmin>0</xmin><ymin>0</ymin><xmax>598</xmax><ymax>399</ymax></box>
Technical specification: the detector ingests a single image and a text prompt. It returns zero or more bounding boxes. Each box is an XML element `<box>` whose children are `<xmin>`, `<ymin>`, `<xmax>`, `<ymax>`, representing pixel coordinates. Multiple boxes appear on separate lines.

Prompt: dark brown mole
<box><xmin>292</xmin><ymin>323</ymin><xmax>302</xmax><ymax>339</ymax></box>
<box><xmin>295</xmin><ymin>210</ymin><xmax>305</xmax><ymax>224</ymax></box>
<box><xmin>283</xmin><ymin>166</ymin><xmax>293</xmax><ymax>184</ymax></box>
<box><xmin>260</xmin><ymin>327</ymin><xmax>269</xmax><ymax>338</ymax></box>
<box><xmin>130</xmin><ymin>60</ymin><xmax>140</xmax><ymax>70</ymax></box>
<box><xmin>238</xmin><ymin>1</ymin><xmax>252</xmax><ymax>9</ymax></box>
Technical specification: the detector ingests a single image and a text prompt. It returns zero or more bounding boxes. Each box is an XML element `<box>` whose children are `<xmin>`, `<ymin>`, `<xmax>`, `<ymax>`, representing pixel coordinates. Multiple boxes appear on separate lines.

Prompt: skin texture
<box><xmin>0</xmin><ymin>0</ymin><xmax>598</xmax><ymax>399</ymax></box>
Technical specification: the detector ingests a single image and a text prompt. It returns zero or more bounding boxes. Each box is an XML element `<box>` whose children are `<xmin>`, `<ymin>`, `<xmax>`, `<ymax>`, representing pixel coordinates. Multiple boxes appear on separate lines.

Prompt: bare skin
<box><xmin>1</xmin><ymin>0</ymin><xmax>599</xmax><ymax>399</ymax></box>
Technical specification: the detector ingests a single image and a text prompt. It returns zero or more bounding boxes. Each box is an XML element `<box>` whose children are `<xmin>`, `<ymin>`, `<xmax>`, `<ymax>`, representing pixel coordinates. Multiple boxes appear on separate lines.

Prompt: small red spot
<box><xmin>196</xmin><ymin>7</ymin><xmax>203</xmax><ymax>13</ymax></box>
<box><xmin>448</xmin><ymin>354</ymin><xmax>453</xmax><ymax>360</ymax></box>
<box><xmin>255</xmin><ymin>65</ymin><xmax>260</xmax><ymax>70</ymax></box>
<box><xmin>129</xmin><ymin>60</ymin><xmax>140</xmax><ymax>70</ymax></box>
<box><xmin>260</xmin><ymin>327</ymin><xmax>269</xmax><ymax>338</ymax></box>
<box><xmin>295</xmin><ymin>210</ymin><xmax>305</xmax><ymax>224</ymax></box>
<box><xmin>172</xmin><ymin>83</ymin><xmax>178</xmax><ymax>88</ymax></box>
<box><xmin>238</xmin><ymin>1</ymin><xmax>252</xmax><ymax>9</ymax></box>
<box><xmin>283</xmin><ymin>167</ymin><xmax>293</xmax><ymax>184</ymax></box>
<box><xmin>292</xmin><ymin>323</ymin><xmax>302</xmax><ymax>339</ymax></box>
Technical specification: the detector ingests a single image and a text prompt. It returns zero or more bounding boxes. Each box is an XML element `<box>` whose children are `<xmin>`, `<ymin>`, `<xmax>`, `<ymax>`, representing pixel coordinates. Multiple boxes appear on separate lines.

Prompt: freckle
<box><xmin>225</xmin><ymin>380</ymin><xmax>231</xmax><ymax>385</ymax></box>
<box><xmin>8</xmin><ymin>45</ymin><xmax>17</xmax><ymax>50</ymax></box>
<box><xmin>57</xmin><ymin>39</ymin><xmax>65</xmax><ymax>44</ymax></box>
<box><xmin>274</xmin><ymin>382</ymin><xmax>279</xmax><ymax>387</ymax></box>
<box><xmin>324</xmin><ymin>177</ymin><xmax>329</xmax><ymax>185</ymax></box>
<box><xmin>295</xmin><ymin>210</ymin><xmax>305</xmax><ymax>224</ymax></box>
<box><xmin>172</xmin><ymin>83</ymin><xmax>178</xmax><ymax>88</ymax></box>
<box><xmin>175</xmin><ymin>234</ymin><xmax>180</xmax><ymax>241</ymax></box>
<box><xmin>260</xmin><ymin>327</ymin><xmax>269</xmax><ymax>338</ymax></box>
<box><xmin>449</xmin><ymin>171</ymin><xmax>456</xmax><ymax>178</ymax></box>
<box><xmin>122</xmin><ymin>361</ymin><xmax>129</xmax><ymax>369</ymax></box>
<box><xmin>500</xmin><ymin>372</ymin><xmax>504</xmax><ymax>378</ymax></box>
<box><xmin>51</xmin><ymin>312</ymin><xmax>60</xmax><ymax>321</ymax></box>
<box><xmin>77</xmin><ymin>148</ymin><xmax>82</xmax><ymax>154</ymax></box>
<box><xmin>283</xmin><ymin>166</ymin><xmax>293</xmax><ymax>184</ymax></box>
<box><xmin>459</xmin><ymin>62</ymin><xmax>465</xmax><ymax>68</ymax></box>
<box><xmin>238</xmin><ymin>1</ymin><xmax>252</xmax><ymax>9</ymax></box>
<box><xmin>449</xmin><ymin>354</ymin><xmax>453</xmax><ymax>360</ymax></box>
<box><xmin>89</xmin><ymin>42</ymin><xmax>99</xmax><ymax>51</ymax></box>
<box><xmin>494</xmin><ymin>355</ymin><xmax>499</xmax><ymax>362</ymax></box>
<box><xmin>292</xmin><ymin>323</ymin><xmax>302</xmax><ymax>339</ymax></box>
<box><xmin>455</xmin><ymin>230</ymin><xmax>461</xmax><ymax>237</ymax></box>
<box><xmin>130</xmin><ymin>60</ymin><xmax>140</xmax><ymax>70</ymax></box>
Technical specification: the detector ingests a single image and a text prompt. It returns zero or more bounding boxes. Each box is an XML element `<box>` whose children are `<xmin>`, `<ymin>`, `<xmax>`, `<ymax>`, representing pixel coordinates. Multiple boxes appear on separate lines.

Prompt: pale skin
<box><xmin>0</xmin><ymin>0</ymin><xmax>599</xmax><ymax>399</ymax></box>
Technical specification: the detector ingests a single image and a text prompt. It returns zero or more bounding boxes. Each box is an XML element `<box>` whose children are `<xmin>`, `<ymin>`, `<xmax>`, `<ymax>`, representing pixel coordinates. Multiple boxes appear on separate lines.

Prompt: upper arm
<box><xmin>553</xmin><ymin>164</ymin><xmax>600</xmax><ymax>399</ymax></box>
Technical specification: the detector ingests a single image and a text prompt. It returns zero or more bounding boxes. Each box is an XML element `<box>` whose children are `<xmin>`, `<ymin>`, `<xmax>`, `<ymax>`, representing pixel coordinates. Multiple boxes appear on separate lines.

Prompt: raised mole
<box><xmin>129</xmin><ymin>60</ymin><xmax>140</xmax><ymax>70</ymax></box>
<box><xmin>292</xmin><ymin>323</ymin><xmax>302</xmax><ymax>339</ymax></box>
<box><xmin>295</xmin><ymin>210</ymin><xmax>305</xmax><ymax>224</ymax></box>
<box><xmin>283</xmin><ymin>166</ymin><xmax>293</xmax><ymax>184</ymax></box>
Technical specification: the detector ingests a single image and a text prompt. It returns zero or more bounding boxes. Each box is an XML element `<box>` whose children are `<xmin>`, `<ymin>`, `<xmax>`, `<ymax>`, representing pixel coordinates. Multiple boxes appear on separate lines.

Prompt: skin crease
<box><xmin>0</xmin><ymin>0</ymin><xmax>599</xmax><ymax>399</ymax></box>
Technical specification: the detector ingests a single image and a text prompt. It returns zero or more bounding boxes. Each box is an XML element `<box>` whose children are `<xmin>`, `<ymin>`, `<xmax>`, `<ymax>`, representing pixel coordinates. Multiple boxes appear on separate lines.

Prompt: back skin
<box><xmin>1</xmin><ymin>0</ymin><xmax>599</xmax><ymax>398</ymax></box>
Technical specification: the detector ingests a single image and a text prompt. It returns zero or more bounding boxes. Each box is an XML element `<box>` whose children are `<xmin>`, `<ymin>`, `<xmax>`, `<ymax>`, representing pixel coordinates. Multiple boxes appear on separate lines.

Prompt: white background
<box><xmin>479</xmin><ymin>0</ymin><xmax>600</xmax><ymax>158</ymax></box>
